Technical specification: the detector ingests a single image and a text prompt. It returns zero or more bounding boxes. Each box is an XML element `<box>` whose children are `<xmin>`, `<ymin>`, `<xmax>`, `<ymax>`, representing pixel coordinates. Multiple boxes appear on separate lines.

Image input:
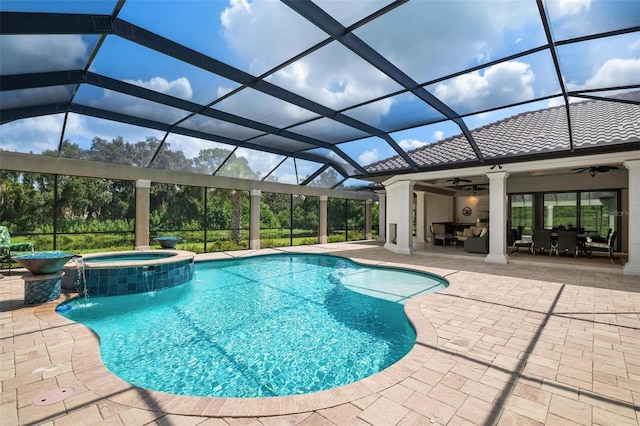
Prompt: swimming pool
<box><xmin>58</xmin><ymin>254</ymin><xmax>447</xmax><ymax>398</ymax></box>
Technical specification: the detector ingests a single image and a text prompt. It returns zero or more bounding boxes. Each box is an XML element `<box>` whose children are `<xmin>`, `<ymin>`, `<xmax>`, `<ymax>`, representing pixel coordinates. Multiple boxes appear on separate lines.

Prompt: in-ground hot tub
<box><xmin>61</xmin><ymin>250</ymin><xmax>195</xmax><ymax>296</ymax></box>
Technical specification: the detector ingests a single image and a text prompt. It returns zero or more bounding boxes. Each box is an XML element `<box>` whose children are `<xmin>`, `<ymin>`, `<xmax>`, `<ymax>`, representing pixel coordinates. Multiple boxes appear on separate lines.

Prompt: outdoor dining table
<box><xmin>521</xmin><ymin>233</ymin><xmax>601</xmax><ymax>256</ymax></box>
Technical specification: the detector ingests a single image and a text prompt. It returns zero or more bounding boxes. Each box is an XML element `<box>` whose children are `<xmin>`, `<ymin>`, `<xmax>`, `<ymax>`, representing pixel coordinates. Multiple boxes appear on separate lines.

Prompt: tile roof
<box><xmin>365</xmin><ymin>92</ymin><xmax>640</xmax><ymax>174</ymax></box>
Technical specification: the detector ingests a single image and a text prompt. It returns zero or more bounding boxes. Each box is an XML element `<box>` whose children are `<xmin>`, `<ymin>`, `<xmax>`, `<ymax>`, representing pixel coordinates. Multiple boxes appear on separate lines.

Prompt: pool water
<box><xmin>59</xmin><ymin>254</ymin><xmax>447</xmax><ymax>398</ymax></box>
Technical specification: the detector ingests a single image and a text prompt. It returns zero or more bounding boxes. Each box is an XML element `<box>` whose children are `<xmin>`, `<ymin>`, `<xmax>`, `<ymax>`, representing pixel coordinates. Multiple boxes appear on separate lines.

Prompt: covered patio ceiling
<box><xmin>1</xmin><ymin>0</ymin><xmax>639</xmax><ymax>191</ymax></box>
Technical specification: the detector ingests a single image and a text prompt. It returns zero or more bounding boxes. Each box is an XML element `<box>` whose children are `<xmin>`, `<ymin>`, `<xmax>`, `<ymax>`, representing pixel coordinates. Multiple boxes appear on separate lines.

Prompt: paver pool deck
<box><xmin>2</xmin><ymin>241</ymin><xmax>639</xmax><ymax>425</ymax></box>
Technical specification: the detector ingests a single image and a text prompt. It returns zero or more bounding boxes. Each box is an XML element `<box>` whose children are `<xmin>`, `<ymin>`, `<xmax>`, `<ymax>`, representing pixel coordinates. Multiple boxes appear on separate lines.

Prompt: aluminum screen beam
<box><xmin>1</xmin><ymin>101</ymin><xmax>351</xmax><ymax>175</ymax></box>
<box><xmin>0</xmin><ymin>11</ymin><xmax>410</xmax><ymax>171</ymax></box>
<box><xmin>283</xmin><ymin>0</ymin><xmax>485</xmax><ymax>163</ymax></box>
<box><xmin>1</xmin><ymin>70</ymin><xmax>366</xmax><ymax>174</ymax></box>
<box><xmin>536</xmin><ymin>0</ymin><xmax>574</xmax><ymax>152</ymax></box>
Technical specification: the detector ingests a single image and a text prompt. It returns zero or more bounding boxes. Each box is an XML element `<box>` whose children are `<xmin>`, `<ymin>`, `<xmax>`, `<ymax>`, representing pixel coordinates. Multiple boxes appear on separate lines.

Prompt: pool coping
<box><xmin>69</xmin><ymin>249</ymin><xmax>195</xmax><ymax>269</ymax></box>
<box><xmin>33</xmin><ymin>255</ymin><xmax>440</xmax><ymax>417</ymax></box>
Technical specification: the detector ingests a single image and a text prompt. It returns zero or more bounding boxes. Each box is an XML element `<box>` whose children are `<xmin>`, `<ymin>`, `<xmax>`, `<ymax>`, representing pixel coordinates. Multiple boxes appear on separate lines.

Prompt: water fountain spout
<box><xmin>71</xmin><ymin>256</ymin><xmax>88</xmax><ymax>301</ymax></box>
<box><xmin>142</xmin><ymin>265</ymin><xmax>155</xmax><ymax>294</ymax></box>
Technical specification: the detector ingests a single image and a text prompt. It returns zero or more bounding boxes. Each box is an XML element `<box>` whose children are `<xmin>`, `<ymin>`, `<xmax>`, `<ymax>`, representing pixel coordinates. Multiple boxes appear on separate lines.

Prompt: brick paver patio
<box><xmin>2</xmin><ymin>242</ymin><xmax>639</xmax><ymax>425</ymax></box>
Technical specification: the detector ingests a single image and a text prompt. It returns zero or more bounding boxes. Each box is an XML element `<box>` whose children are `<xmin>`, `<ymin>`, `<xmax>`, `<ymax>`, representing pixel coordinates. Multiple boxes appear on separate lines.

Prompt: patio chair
<box><xmin>430</xmin><ymin>224</ymin><xmax>447</xmax><ymax>246</ymax></box>
<box><xmin>585</xmin><ymin>231</ymin><xmax>618</xmax><ymax>263</ymax></box>
<box><xmin>555</xmin><ymin>230</ymin><xmax>578</xmax><ymax>257</ymax></box>
<box><xmin>0</xmin><ymin>226</ymin><xmax>35</xmax><ymax>275</ymax></box>
<box><xmin>531</xmin><ymin>230</ymin><xmax>553</xmax><ymax>256</ymax></box>
<box><xmin>510</xmin><ymin>228</ymin><xmax>533</xmax><ymax>254</ymax></box>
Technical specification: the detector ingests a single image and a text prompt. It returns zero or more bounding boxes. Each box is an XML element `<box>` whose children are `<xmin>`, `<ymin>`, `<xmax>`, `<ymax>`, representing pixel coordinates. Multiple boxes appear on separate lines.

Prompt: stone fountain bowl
<box><xmin>153</xmin><ymin>236</ymin><xmax>182</xmax><ymax>249</ymax></box>
<box><xmin>12</xmin><ymin>251</ymin><xmax>77</xmax><ymax>275</ymax></box>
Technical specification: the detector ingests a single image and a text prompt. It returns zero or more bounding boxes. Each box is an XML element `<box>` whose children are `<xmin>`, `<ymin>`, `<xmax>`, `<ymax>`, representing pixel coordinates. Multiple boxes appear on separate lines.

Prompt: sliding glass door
<box><xmin>509</xmin><ymin>190</ymin><xmax>619</xmax><ymax>246</ymax></box>
<box><xmin>580</xmin><ymin>191</ymin><xmax>617</xmax><ymax>237</ymax></box>
<box><xmin>510</xmin><ymin>194</ymin><xmax>533</xmax><ymax>235</ymax></box>
<box><xmin>543</xmin><ymin>192</ymin><xmax>578</xmax><ymax>230</ymax></box>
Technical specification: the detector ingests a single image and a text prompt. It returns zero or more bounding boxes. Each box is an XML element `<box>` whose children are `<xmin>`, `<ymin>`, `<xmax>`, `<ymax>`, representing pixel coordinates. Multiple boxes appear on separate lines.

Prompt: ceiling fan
<box><xmin>463</xmin><ymin>184</ymin><xmax>487</xmax><ymax>194</ymax></box>
<box><xmin>446</xmin><ymin>177</ymin><xmax>472</xmax><ymax>186</ymax></box>
<box><xmin>571</xmin><ymin>165</ymin><xmax>620</xmax><ymax>177</ymax></box>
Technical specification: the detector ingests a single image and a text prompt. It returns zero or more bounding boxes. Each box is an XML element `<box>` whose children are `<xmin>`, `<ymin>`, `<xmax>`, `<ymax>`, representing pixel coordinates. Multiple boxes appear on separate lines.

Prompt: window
<box><xmin>580</xmin><ymin>191</ymin><xmax>617</xmax><ymax>236</ymax></box>
<box><xmin>544</xmin><ymin>192</ymin><xmax>578</xmax><ymax>230</ymax></box>
<box><xmin>510</xmin><ymin>194</ymin><xmax>533</xmax><ymax>235</ymax></box>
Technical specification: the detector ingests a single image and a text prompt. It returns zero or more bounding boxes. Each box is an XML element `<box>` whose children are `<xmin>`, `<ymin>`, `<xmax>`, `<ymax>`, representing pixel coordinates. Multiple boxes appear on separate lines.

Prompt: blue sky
<box><xmin>1</xmin><ymin>0</ymin><xmax>639</xmax><ymax>185</ymax></box>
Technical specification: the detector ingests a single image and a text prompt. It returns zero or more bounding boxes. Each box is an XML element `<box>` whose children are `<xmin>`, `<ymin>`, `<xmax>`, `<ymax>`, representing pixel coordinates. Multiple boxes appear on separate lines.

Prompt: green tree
<box><xmin>196</xmin><ymin>149</ymin><xmax>257</xmax><ymax>243</ymax></box>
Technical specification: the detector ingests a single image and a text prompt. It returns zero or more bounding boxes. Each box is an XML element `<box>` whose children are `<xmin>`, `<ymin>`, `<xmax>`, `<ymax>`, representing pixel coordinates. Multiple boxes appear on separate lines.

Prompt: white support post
<box><xmin>135</xmin><ymin>179</ymin><xmax>151</xmax><ymax>250</ymax></box>
<box><xmin>365</xmin><ymin>199</ymin><xmax>373</xmax><ymax>240</ymax></box>
<box><xmin>624</xmin><ymin>160</ymin><xmax>640</xmax><ymax>275</ymax></box>
<box><xmin>377</xmin><ymin>192</ymin><xmax>386</xmax><ymax>242</ymax></box>
<box><xmin>319</xmin><ymin>196</ymin><xmax>328</xmax><ymax>244</ymax></box>
<box><xmin>414</xmin><ymin>191</ymin><xmax>426</xmax><ymax>249</ymax></box>
<box><xmin>485</xmin><ymin>171</ymin><xmax>509</xmax><ymax>264</ymax></box>
<box><xmin>384</xmin><ymin>180</ymin><xmax>414</xmax><ymax>255</ymax></box>
<box><xmin>249</xmin><ymin>189</ymin><xmax>261</xmax><ymax>250</ymax></box>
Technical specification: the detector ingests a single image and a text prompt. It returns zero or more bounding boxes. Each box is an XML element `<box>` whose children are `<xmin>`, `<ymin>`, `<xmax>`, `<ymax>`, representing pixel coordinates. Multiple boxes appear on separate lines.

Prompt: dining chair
<box><xmin>532</xmin><ymin>230</ymin><xmax>553</xmax><ymax>255</ymax></box>
<box><xmin>585</xmin><ymin>231</ymin><xmax>618</xmax><ymax>263</ymax></box>
<box><xmin>556</xmin><ymin>230</ymin><xmax>578</xmax><ymax>257</ymax></box>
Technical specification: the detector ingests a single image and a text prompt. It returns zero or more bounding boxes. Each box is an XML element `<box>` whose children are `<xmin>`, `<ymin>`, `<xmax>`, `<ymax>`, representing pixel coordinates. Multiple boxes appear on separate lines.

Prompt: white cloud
<box><xmin>354</xmin><ymin>1</ymin><xmax>542</xmax><ymax>81</ymax></box>
<box><xmin>435</xmin><ymin>61</ymin><xmax>535</xmax><ymax>111</ymax></box>
<box><xmin>220</xmin><ymin>0</ymin><xmax>399</xmax><ymax>124</ymax></box>
<box><xmin>398</xmin><ymin>138</ymin><xmax>428</xmax><ymax>151</ymax></box>
<box><xmin>96</xmin><ymin>77</ymin><xmax>195</xmax><ymax>124</ymax></box>
<box><xmin>217</xmin><ymin>86</ymin><xmax>235</xmax><ymax>98</ymax></box>
<box><xmin>358</xmin><ymin>149</ymin><xmax>379</xmax><ymax>165</ymax></box>
<box><xmin>63</xmin><ymin>114</ymin><xmax>164</xmax><ymax>150</ymax></box>
<box><xmin>433</xmin><ymin>131</ymin><xmax>445</xmax><ymax>141</ymax></box>
<box><xmin>165</xmin><ymin>134</ymin><xmax>213</xmax><ymax>159</ymax></box>
<box><xmin>0</xmin><ymin>115</ymin><xmax>64</xmax><ymax>153</ymax></box>
<box><xmin>548</xmin><ymin>0</ymin><xmax>591</xmax><ymax>18</ymax></box>
<box><xmin>631</xmin><ymin>38</ymin><xmax>640</xmax><ymax>51</ymax></box>
<box><xmin>234</xmin><ymin>147</ymin><xmax>283</xmax><ymax>176</ymax></box>
<box><xmin>547</xmin><ymin>97</ymin><xmax>565</xmax><ymax>108</ymax></box>
<box><xmin>567</xmin><ymin>58</ymin><xmax>640</xmax><ymax>90</ymax></box>
<box><xmin>0</xmin><ymin>86</ymin><xmax>72</xmax><ymax>110</ymax></box>
<box><xmin>125</xmin><ymin>77</ymin><xmax>193</xmax><ymax>100</ymax></box>
<box><xmin>0</xmin><ymin>35</ymin><xmax>87</xmax><ymax>75</ymax></box>
<box><xmin>269</xmin><ymin>42</ymin><xmax>400</xmax><ymax>113</ymax></box>
<box><xmin>220</xmin><ymin>0</ymin><xmax>325</xmax><ymax>75</ymax></box>
<box><xmin>276</xmin><ymin>173</ymin><xmax>299</xmax><ymax>185</ymax></box>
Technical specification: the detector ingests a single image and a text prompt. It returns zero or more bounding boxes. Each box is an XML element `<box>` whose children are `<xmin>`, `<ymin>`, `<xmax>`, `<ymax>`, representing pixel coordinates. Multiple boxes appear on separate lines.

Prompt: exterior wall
<box><xmin>424</xmin><ymin>193</ymin><xmax>454</xmax><ymax>242</ymax></box>
<box><xmin>621</xmin><ymin>188</ymin><xmax>629</xmax><ymax>254</ymax></box>
<box><xmin>506</xmin><ymin>170</ymin><xmax>627</xmax><ymax>193</ymax></box>
<box><xmin>454</xmin><ymin>195</ymin><xmax>489</xmax><ymax>224</ymax></box>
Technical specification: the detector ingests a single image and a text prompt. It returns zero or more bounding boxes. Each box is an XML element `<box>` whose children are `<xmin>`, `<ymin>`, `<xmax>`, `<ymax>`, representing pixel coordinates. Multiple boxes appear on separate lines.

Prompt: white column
<box><xmin>319</xmin><ymin>196</ymin><xmax>328</xmax><ymax>244</ymax></box>
<box><xmin>249</xmin><ymin>189</ymin><xmax>261</xmax><ymax>249</ymax></box>
<box><xmin>377</xmin><ymin>192</ymin><xmax>386</xmax><ymax>242</ymax></box>
<box><xmin>414</xmin><ymin>190</ymin><xmax>426</xmax><ymax>249</ymax></box>
<box><xmin>135</xmin><ymin>179</ymin><xmax>151</xmax><ymax>250</ymax></box>
<box><xmin>365</xmin><ymin>199</ymin><xmax>373</xmax><ymax>240</ymax></box>
<box><xmin>384</xmin><ymin>180</ymin><xmax>414</xmax><ymax>255</ymax></box>
<box><xmin>624</xmin><ymin>160</ymin><xmax>640</xmax><ymax>275</ymax></box>
<box><xmin>485</xmin><ymin>171</ymin><xmax>509</xmax><ymax>264</ymax></box>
